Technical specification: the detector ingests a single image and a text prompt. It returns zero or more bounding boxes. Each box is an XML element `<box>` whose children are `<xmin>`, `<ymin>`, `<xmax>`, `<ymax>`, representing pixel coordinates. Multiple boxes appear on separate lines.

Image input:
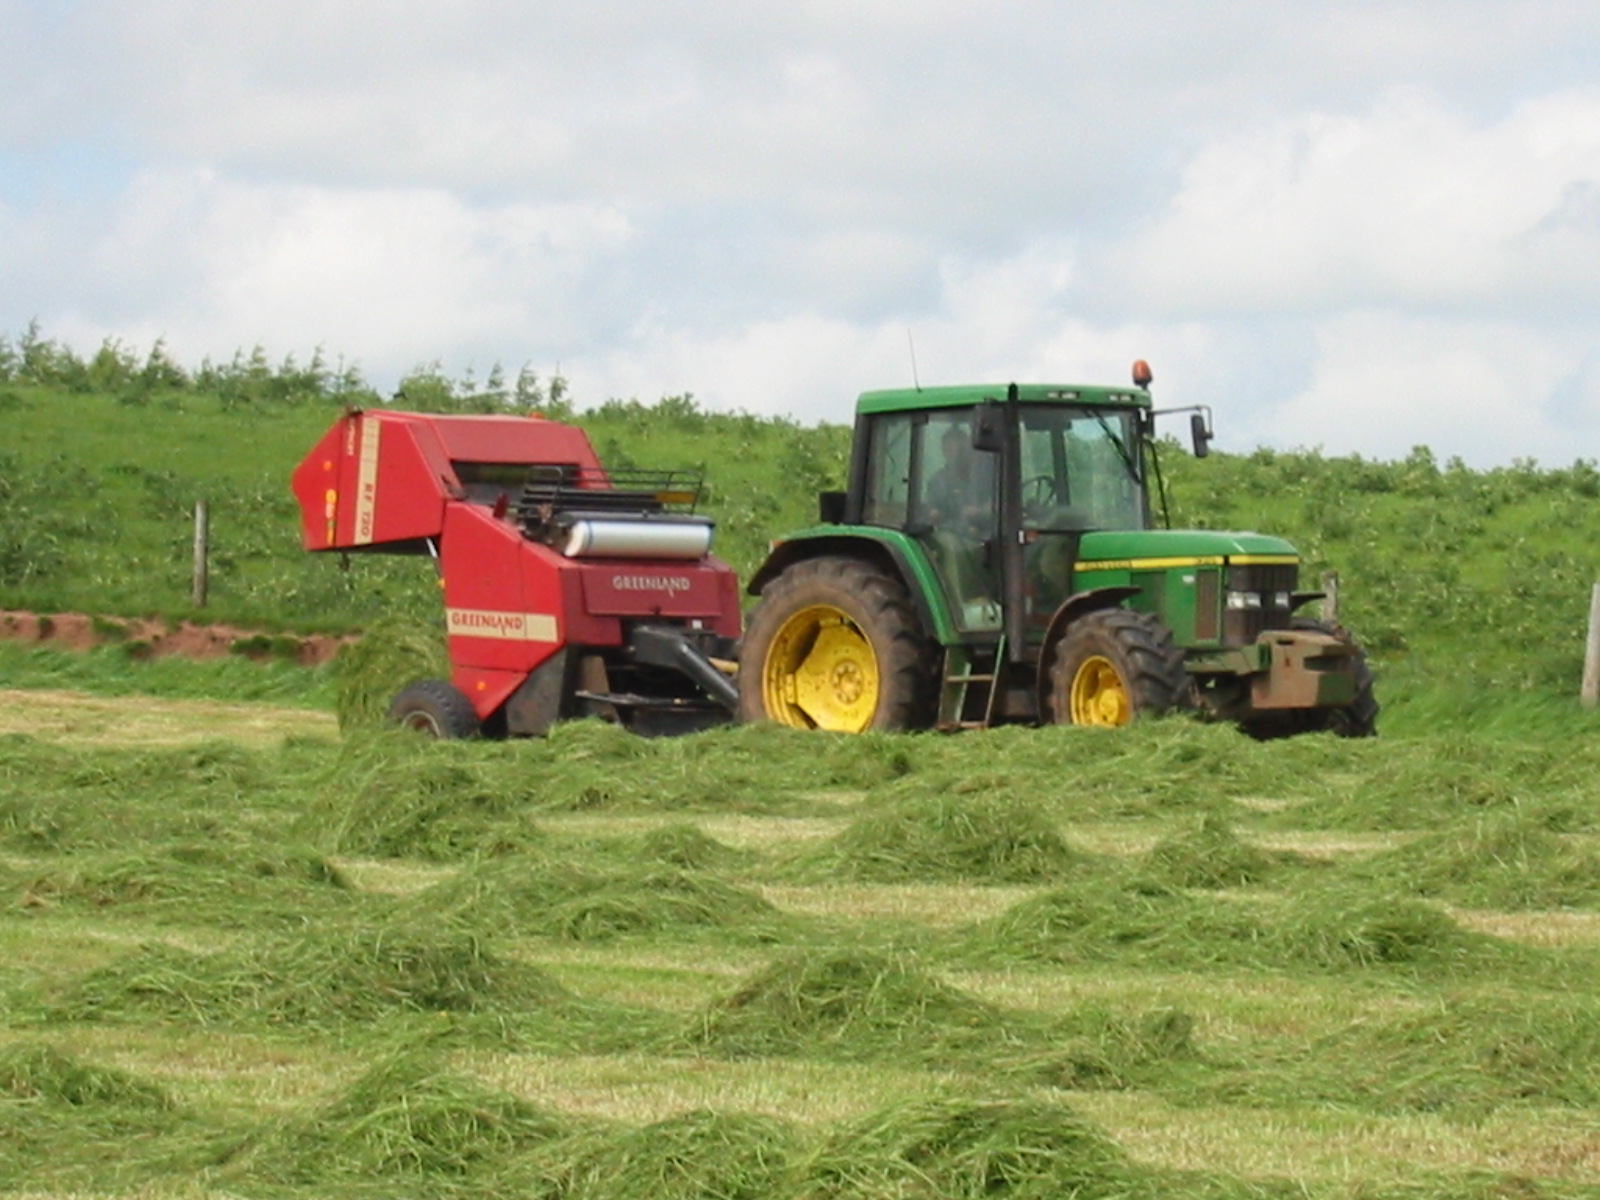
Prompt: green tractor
<box><xmin>737</xmin><ymin>364</ymin><xmax>1377</xmax><ymax>736</ymax></box>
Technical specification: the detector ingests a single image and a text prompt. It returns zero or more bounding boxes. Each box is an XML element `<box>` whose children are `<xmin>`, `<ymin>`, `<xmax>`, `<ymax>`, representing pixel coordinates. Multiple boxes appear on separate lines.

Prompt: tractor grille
<box><xmin>1194</xmin><ymin>568</ymin><xmax>1221</xmax><ymax>641</ymax></box>
<box><xmin>1222</xmin><ymin>562</ymin><xmax>1299</xmax><ymax>646</ymax></box>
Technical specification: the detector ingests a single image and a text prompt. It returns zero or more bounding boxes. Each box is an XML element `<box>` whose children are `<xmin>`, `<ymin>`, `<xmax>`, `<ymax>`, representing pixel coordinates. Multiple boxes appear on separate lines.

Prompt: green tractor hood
<box><xmin>1075</xmin><ymin>528</ymin><xmax>1299</xmax><ymax>571</ymax></box>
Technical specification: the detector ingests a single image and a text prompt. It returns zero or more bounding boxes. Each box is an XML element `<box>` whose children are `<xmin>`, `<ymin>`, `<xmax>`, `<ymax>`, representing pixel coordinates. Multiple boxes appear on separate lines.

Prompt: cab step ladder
<box><xmin>937</xmin><ymin>640</ymin><xmax>1005</xmax><ymax>730</ymax></box>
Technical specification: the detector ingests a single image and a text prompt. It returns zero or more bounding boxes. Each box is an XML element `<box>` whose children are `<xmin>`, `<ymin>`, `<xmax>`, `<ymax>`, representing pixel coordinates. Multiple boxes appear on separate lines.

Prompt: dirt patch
<box><xmin>0</xmin><ymin>610</ymin><xmax>349</xmax><ymax>666</ymax></box>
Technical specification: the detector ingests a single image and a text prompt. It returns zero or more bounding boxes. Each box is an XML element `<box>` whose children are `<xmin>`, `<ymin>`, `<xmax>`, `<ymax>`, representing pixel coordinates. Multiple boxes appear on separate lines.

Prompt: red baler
<box><xmin>292</xmin><ymin>409</ymin><xmax>742</xmax><ymax>735</ymax></box>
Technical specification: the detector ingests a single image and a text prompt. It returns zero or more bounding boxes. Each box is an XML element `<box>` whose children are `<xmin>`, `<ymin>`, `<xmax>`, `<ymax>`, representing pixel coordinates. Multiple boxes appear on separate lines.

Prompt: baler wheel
<box><xmin>1050</xmin><ymin>608</ymin><xmax>1191</xmax><ymax>727</ymax></box>
<box><xmin>389</xmin><ymin>679</ymin><xmax>481</xmax><ymax>739</ymax></box>
<box><xmin>738</xmin><ymin>556</ymin><xmax>934</xmax><ymax>733</ymax></box>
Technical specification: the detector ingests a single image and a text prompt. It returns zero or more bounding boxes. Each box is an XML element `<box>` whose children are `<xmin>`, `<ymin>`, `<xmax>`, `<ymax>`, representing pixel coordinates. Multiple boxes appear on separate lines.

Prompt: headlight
<box><xmin>1226</xmin><ymin>591</ymin><xmax>1262</xmax><ymax>610</ymax></box>
<box><xmin>1272</xmin><ymin>592</ymin><xmax>1292</xmax><ymax>609</ymax></box>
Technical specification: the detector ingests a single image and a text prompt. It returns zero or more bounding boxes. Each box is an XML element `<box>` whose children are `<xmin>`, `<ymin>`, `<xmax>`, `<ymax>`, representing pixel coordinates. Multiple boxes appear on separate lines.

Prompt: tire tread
<box><xmin>1049</xmin><ymin>607</ymin><xmax>1192</xmax><ymax>724</ymax></box>
<box><xmin>389</xmin><ymin>678</ymin><xmax>480</xmax><ymax>739</ymax></box>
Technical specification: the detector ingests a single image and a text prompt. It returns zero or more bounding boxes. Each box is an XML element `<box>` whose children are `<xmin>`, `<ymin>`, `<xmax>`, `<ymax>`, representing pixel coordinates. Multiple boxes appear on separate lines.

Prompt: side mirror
<box><xmin>1190</xmin><ymin>412</ymin><xmax>1213</xmax><ymax>458</ymax></box>
<box><xmin>972</xmin><ymin>400</ymin><xmax>1005</xmax><ymax>453</ymax></box>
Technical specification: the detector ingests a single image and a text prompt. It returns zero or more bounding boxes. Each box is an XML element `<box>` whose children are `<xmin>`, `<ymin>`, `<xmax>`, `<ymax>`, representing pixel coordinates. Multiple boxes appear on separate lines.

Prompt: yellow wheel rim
<box><xmin>1069</xmin><ymin>654</ymin><xmax>1132</xmax><ymax>726</ymax></box>
<box><xmin>761</xmin><ymin>604</ymin><xmax>880</xmax><ymax>732</ymax></box>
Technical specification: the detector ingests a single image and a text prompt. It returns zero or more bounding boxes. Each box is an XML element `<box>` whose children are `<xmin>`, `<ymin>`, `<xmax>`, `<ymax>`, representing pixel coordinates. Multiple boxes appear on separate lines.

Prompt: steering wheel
<box><xmin>1023</xmin><ymin>474</ymin><xmax>1063</xmax><ymax>518</ymax></box>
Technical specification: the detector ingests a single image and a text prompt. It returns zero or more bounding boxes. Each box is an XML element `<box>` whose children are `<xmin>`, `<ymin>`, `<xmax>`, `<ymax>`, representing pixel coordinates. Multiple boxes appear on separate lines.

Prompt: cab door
<box><xmin>1017</xmin><ymin>408</ymin><xmax>1080</xmax><ymax>640</ymax></box>
<box><xmin>861</xmin><ymin>407</ymin><xmax>1001</xmax><ymax>632</ymax></box>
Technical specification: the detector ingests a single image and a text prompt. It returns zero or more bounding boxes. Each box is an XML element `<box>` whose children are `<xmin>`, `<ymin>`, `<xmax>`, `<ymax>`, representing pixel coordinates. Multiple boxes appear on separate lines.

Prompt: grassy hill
<box><xmin>6</xmin><ymin>327</ymin><xmax>1600</xmax><ymax>700</ymax></box>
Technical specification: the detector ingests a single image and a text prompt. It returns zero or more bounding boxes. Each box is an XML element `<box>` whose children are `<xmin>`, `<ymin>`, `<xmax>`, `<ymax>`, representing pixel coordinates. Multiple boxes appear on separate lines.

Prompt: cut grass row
<box><xmin>6</xmin><ymin>929</ymin><xmax>1600</xmax><ymax>1194</ymax></box>
<box><xmin>0</xmin><ymin>1037</ymin><xmax>1278</xmax><ymax>1200</ymax></box>
<box><xmin>0</xmin><ymin>639</ymin><xmax>336</xmax><ymax>708</ymax></box>
<box><xmin>6</xmin><ymin>711</ymin><xmax>1600</xmax><ymax>1195</ymax></box>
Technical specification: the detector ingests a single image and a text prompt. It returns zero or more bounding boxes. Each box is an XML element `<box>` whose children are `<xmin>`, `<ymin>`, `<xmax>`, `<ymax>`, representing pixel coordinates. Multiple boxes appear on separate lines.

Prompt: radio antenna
<box><xmin>906</xmin><ymin>329</ymin><xmax>921</xmax><ymax>390</ymax></box>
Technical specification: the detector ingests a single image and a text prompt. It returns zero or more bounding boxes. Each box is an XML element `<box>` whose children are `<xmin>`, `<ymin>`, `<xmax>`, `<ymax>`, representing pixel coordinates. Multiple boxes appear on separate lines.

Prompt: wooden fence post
<box><xmin>1320</xmin><ymin>570</ymin><xmax>1340</xmax><ymax>626</ymax></box>
<box><xmin>192</xmin><ymin>499</ymin><xmax>210</xmax><ymax>609</ymax></box>
<box><xmin>1582</xmin><ymin>582</ymin><xmax>1600</xmax><ymax>708</ymax></box>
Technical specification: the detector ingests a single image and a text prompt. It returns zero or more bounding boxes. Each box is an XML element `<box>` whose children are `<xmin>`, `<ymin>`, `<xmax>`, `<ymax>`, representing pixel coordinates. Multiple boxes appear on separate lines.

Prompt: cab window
<box><xmin>862</xmin><ymin>413</ymin><xmax>913</xmax><ymax>527</ymax></box>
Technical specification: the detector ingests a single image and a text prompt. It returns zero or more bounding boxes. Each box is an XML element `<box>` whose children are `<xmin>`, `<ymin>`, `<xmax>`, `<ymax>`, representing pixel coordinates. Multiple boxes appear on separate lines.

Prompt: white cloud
<box><xmin>1079</xmin><ymin>87</ymin><xmax>1600</xmax><ymax>464</ymax></box>
<box><xmin>571</xmin><ymin>242</ymin><xmax>1150</xmax><ymax>423</ymax></box>
<box><xmin>35</xmin><ymin>169</ymin><xmax>632</xmax><ymax>380</ymax></box>
<box><xmin>9</xmin><ymin>1</ymin><xmax>1600</xmax><ymax>464</ymax></box>
<box><xmin>1265</xmin><ymin>313</ymin><xmax>1594</xmax><ymax>464</ymax></box>
<box><xmin>1113</xmin><ymin>89</ymin><xmax>1600</xmax><ymax>319</ymax></box>
<box><xmin>566</xmin><ymin>313</ymin><xmax>906</xmax><ymax>422</ymax></box>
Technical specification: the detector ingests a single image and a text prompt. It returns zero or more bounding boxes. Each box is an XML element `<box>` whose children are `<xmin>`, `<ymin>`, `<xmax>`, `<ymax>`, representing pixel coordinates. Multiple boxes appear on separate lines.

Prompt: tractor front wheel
<box><xmin>1049</xmin><ymin>608</ymin><xmax>1192</xmax><ymax>727</ymax></box>
<box><xmin>738</xmin><ymin>557</ymin><xmax>934</xmax><ymax>733</ymax></box>
<box><xmin>389</xmin><ymin>679</ymin><xmax>481</xmax><ymax>739</ymax></box>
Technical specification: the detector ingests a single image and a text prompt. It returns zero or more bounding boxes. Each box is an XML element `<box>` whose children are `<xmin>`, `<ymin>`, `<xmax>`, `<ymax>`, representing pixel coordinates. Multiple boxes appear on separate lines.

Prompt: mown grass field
<box><xmin>6</xmin><ymin>696</ymin><xmax>1600</xmax><ymax>1198</ymax></box>
<box><xmin>7</xmin><ymin>331</ymin><xmax>1600</xmax><ymax>1196</ymax></box>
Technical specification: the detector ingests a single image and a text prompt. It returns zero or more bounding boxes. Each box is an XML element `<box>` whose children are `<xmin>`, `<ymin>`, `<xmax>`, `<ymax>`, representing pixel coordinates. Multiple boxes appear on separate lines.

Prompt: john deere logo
<box><xmin>611</xmin><ymin>574</ymin><xmax>693</xmax><ymax>597</ymax></box>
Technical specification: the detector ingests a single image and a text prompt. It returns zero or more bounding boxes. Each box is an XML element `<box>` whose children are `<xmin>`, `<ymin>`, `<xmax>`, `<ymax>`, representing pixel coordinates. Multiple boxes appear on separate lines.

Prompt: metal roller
<box><xmin>560</xmin><ymin>518</ymin><xmax>714</xmax><ymax>559</ymax></box>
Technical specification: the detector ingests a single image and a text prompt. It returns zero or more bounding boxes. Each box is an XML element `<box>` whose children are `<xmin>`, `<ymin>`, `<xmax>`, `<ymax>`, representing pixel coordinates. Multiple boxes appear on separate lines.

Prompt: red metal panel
<box><xmin>578</xmin><ymin>562</ymin><xmax>733</xmax><ymax>619</ymax></box>
<box><xmin>289</xmin><ymin>411</ymin><xmax>451</xmax><ymax>550</ymax></box>
<box><xmin>362</xmin><ymin>417</ymin><xmax>449</xmax><ymax>546</ymax></box>
<box><xmin>425</xmin><ymin>414</ymin><xmax>604</xmax><ymax>474</ymax></box>
<box><xmin>556</xmin><ymin>565</ymin><xmax>622</xmax><ymax>647</ymax></box>
<box><xmin>708</xmin><ymin>556</ymin><xmax>743</xmax><ymax>639</ymax></box>
<box><xmin>291</xmin><ymin>409</ymin><xmax>613</xmax><ymax>553</ymax></box>
<box><xmin>289</xmin><ymin>420</ymin><xmax>350</xmax><ymax>550</ymax></box>
<box><xmin>440</xmin><ymin>504</ymin><xmax>563</xmax><ymax>676</ymax></box>
<box><xmin>449</xmin><ymin>665</ymin><xmax>529</xmax><ymax>722</ymax></box>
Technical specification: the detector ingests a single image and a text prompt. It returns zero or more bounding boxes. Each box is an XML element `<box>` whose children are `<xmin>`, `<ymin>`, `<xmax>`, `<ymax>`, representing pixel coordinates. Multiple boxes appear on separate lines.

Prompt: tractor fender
<box><xmin>747</xmin><ymin>533</ymin><xmax>949</xmax><ymax>643</ymax></box>
<box><xmin>1036</xmin><ymin>586</ymin><xmax>1143</xmax><ymax>716</ymax></box>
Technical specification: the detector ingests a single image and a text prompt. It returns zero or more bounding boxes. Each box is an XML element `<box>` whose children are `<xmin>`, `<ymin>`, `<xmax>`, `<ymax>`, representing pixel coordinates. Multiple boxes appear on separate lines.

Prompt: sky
<box><xmin>4</xmin><ymin>1</ymin><xmax>1600</xmax><ymax>465</ymax></box>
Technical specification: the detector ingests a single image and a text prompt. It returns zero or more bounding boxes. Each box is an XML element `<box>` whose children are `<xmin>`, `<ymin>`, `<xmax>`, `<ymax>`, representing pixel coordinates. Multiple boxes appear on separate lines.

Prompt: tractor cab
<box><xmin>849</xmin><ymin>383</ymin><xmax>1159</xmax><ymax>643</ymax></box>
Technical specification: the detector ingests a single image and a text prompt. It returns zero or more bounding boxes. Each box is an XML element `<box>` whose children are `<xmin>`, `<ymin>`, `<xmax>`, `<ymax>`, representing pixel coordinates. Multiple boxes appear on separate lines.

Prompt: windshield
<box><xmin>1017</xmin><ymin>406</ymin><xmax>1146</xmax><ymax>531</ymax></box>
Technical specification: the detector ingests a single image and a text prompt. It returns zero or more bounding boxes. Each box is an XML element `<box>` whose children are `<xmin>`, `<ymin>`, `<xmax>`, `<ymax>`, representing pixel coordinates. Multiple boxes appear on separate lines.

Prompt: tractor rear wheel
<box><xmin>389</xmin><ymin>679</ymin><xmax>480</xmax><ymax>739</ymax></box>
<box><xmin>1049</xmin><ymin>608</ymin><xmax>1192</xmax><ymax>727</ymax></box>
<box><xmin>738</xmin><ymin>556</ymin><xmax>935</xmax><ymax>732</ymax></box>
